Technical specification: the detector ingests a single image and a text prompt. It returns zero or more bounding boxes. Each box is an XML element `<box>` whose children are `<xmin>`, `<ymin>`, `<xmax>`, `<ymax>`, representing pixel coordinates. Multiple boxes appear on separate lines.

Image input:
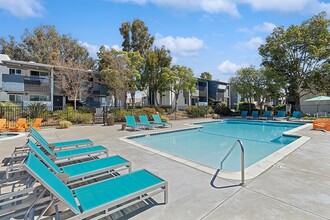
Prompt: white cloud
<box><xmin>238</xmin><ymin>22</ymin><xmax>277</xmax><ymax>35</ymax></box>
<box><xmin>0</xmin><ymin>0</ymin><xmax>44</xmax><ymax>18</ymax></box>
<box><xmin>113</xmin><ymin>0</ymin><xmax>240</xmax><ymax>17</ymax></box>
<box><xmin>112</xmin><ymin>0</ymin><xmax>330</xmax><ymax>16</ymax></box>
<box><xmin>253</xmin><ymin>22</ymin><xmax>277</xmax><ymax>33</ymax></box>
<box><xmin>217</xmin><ymin>60</ymin><xmax>241</xmax><ymax>73</ymax></box>
<box><xmin>237</xmin><ymin>37</ymin><xmax>264</xmax><ymax>50</ymax></box>
<box><xmin>80</xmin><ymin>42</ymin><xmax>119</xmax><ymax>59</ymax></box>
<box><xmin>154</xmin><ymin>34</ymin><xmax>205</xmax><ymax>56</ymax></box>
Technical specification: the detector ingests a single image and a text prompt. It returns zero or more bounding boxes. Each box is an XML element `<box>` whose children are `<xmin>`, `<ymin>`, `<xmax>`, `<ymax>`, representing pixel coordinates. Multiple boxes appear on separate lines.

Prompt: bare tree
<box><xmin>54</xmin><ymin>59</ymin><xmax>92</xmax><ymax>111</ymax></box>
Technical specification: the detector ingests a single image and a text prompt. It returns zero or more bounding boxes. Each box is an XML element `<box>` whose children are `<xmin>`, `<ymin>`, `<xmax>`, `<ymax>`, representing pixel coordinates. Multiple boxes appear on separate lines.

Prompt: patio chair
<box><xmin>273</xmin><ymin>111</ymin><xmax>286</xmax><ymax>120</ymax></box>
<box><xmin>235</xmin><ymin>111</ymin><xmax>248</xmax><ymax>119</ymax></box>
<box><xmin>0</xmin><ymin>118</ymin><xmax>6</xmax><ymax>132</ymax></box>
<box><xmin>289</xmin><ymin>111</ymin><xmax>302</xmax><ymax>121</ymax></box>
<box><xmin>246</xmin><ymin>111</ymin><xmax>259</xmax><ymax>119</ymax></box>
<box><xmin>8</xmin><ymin>118</ymin><xmax>27</xmax><ymax>132</ymax></box>
<box><xmin>23</xmin><ymin>152</ymin><xmax>168</xmax><ymax>220</ymax></box>
<box><xmin>125</xmin><ymin>115</ymin><xmax>145</xmax><ymax>131</ymax></box>
<box><xmin>139</xmin><ymin>115</ymin><xmax>157</xmax><ymax>129</ymax></box>
<box><xmin>28</xmin><ymin>129</ymin><xmax>108</xmax><ymax>161</ymax></box>
<box><xmin>152</xmin><ymin>114</ymin><xmax>172</xmax><ymax>127</ymax></box>
<box><xmin>259</xmin><ymin>111</ymin><xmax>273</xmax><ymax>120</ymax></box>
<box><xmin>0</xmin><ymin>185</ymin><xmax>52</xmax><ymax>219</ymax></box>
<box><xmin>30</xmin><ymin>127</ymin><xmax>93</xmax><ymax>150</ymax></box>
<box><xmin>21</xmin><ymin>140</ymin><xmax>131</xmax><ymax>186</ymax></box>
<box><xmin>313</xmin><ymin>119</ymin><xmax>330</xmax><ymax>131</ymax></box>
<box><xmin>29</xmin><ymin>118</ymin><xmax>43</xmax><ymax>131</ymax></box>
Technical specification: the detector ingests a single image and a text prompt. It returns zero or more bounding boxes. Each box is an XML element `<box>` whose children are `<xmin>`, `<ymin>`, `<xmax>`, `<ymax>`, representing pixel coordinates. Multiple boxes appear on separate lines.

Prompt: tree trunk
<box><xmin>114</xmin><ymin>96</ymin><xmax>118</xmax><ymax>108</ymax></box>
<box><xmin>73</xmin><ymin>96</ymin><xmax>77</xmax><ymax>122</ymax></box>
<box><xmin>175</xmin><ymin>93</ymin><xmax>179</xmax><ymax>112</ymax></box>
<box><xmin>153</xmin><ymin>91</ymin><xmax>158</xmax><ymax>107</ymax></box>
<box><xmin>130</xmin><ymin>92</ymin><xmax>135</xmax><ymax>108</ymax></box>
<box><xmin>293</xmin><ymin>97</ymin><xmax>301</xmax><ymax>112</ymax></box>
<box><xmin>124</xmin><ymin>93</ymin><xmax>128</xmax><ymax>110</ymax></box>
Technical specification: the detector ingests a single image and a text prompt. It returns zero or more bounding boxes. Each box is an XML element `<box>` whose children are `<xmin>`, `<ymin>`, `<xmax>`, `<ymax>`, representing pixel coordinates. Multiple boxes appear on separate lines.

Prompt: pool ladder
<box><xmin>220</xmin><ymin>140</ymin><xmax>245</xmax><ymax>185</ymax></box>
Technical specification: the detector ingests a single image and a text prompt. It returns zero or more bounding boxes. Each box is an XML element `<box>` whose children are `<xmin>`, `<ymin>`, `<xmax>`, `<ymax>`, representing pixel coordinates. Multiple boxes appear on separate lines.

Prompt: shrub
<box><xmin>156</xmin><ymin>108</ymin><xmax>165</xmax><ymax>115</ymax></box>
<box><xmin>57</xmin><ymin>106</ymin><xmax>93</xmax><ymax>124</ymax></box>
<box><xmin>238</xmin><ymin>102</ymin><xmax>255</xmax><ymax>112</ymax></box>
<box><xmin>275</xmin><ymin>104</ymin><xmax>286</xmax><ymax>111</ymax></box>
<box><xmin>113</xmin><ymin>109</ymin><xmax>131</xmax><ymax>122</ymax></box>
<box><xmin>186</xmin><ymin>106</ymin><xmax>208</xmax><ymax>118</ymax></box>
<box><xmin>214</xmin><ymin>104</ymin><xmax>232</xmax><ymax>116</ymax></box>
<box><xmin>59</xmin><ymin>120</ymin><xmax>72</xmax><ymax>128</ymax></box>
<box><xmin>28</xmin><ymin>103</ymin><xmax>47</xmax><ymax>119</ymax></box>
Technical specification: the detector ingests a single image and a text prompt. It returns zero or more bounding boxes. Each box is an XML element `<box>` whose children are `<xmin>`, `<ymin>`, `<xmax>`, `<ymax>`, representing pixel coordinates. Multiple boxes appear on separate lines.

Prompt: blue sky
<box><xmin>0</xmin><ymin>0</ymin><xmax>329</xmax><ymax>81</ymax></box>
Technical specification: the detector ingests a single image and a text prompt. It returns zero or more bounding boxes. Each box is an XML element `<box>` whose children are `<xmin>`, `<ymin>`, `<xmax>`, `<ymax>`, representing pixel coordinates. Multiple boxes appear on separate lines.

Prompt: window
<box><xmin>9</xmin><ymin>94</ymin><xmax>23</xmax><ymax>102</ymax></box>
<box><xmin>30</xmin><ymin>71</ymin><xmax>48</xmax><ymax>77</ymax></box>
<box><xmin>9</xmin><ymin>69</ymin><xmax>22</xmax><ymax>75</ymax></box>
<box><xmin>30</xmin><ymin>95</ymin><xmax>49</xmax><ymax>101</ymax></box>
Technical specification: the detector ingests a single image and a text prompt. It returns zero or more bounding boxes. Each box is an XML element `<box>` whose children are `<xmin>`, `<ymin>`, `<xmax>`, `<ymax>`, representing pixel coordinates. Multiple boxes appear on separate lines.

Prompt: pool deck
<box><xmin>1</xmin><ymin>119</ymin><xmax>330</xmax><ymax>219</ymax></box>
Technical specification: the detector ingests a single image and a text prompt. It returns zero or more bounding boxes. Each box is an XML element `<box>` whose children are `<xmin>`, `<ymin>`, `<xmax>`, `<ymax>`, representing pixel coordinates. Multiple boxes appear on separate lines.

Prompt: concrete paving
<box><xmin>1</xmin><ymin>119</ymin><xmax>329</xmax><ymax>220</ymax></box>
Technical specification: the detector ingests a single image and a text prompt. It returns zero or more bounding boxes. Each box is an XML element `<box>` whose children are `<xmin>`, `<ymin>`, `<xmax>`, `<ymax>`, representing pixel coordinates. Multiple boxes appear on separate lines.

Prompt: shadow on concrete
<box><xmin>210</xmin><ymin>169</ymin><xmax>242</xmax><ymax>189</ymax></box>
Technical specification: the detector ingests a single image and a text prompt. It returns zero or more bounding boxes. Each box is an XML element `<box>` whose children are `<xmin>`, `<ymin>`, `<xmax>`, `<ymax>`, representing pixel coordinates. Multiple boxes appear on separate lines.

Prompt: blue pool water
<box><xmin>131</xmin><ymin>120</ymin><xmax>301</xmax><ymax>171</ymax></box>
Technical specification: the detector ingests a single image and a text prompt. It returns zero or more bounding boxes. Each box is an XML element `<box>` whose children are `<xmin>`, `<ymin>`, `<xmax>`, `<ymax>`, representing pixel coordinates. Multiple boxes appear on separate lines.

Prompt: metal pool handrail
<box><xmin>220</xmin><ymin>140</ymin><xmax>245</xmax><ymax>185</ymax></box>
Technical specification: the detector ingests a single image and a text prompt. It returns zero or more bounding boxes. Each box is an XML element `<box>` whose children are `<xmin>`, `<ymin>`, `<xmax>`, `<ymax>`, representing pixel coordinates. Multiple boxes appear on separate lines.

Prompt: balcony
<box><xmin>92</xmin><ymin>84</ymin><xmax>108</xmax><ymax>96</ymax></box>
<box><xmin>2</xmin><ymin>74</ymin><xmax>24</xmax><ymax>92</ymax></box>
<box><xmin>24</xmin><ymin>79</ymin><xmax>50</xmax><ymax>93</ymax></box>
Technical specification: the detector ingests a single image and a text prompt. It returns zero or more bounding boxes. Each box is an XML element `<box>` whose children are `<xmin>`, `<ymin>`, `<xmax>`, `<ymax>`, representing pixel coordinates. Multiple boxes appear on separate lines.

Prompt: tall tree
<box><xmin>54</xmin><ymin>59</ymin><xmax>92</xmax><ymax>112</ymax></box>
<box><xmin>230</xmin><ymin>67</ymin><xmax>257</xmax><ymax>112</ymax></box>
<box><xmin>119</xmin><ymin>19</ymin><xmax>154</xmax><ymax>58</ymax></box>
<box><xmin>119</xmin><ymin>19</ymin><xmax>154</xmax><ymax>106</ymax></box>
<box><xmin>0</xmin><ymin>25</ymin><xmax>93</xmax><ymax>67</ymax></box>
<box><xmin>259</xmin><ymin>12</ymin><xmax>330</xmax><ymax>111</ymax></box>
<box><xmin>142</xmin><ymin>47</ymin><xmax>172</xmax><ymax>106</ymax></box>
<box><xmin>200</xmin><ymin>72</ymin><xmax>212</xmax><ymax>81</ymax></box>
<box><xmin>163</xmin><ymin>65</ymin><xmax>197</xmax><ymax>112</ymax></box>
<box><xmin>98</xmin><ymin>47</ymin><xmax>142</xmax><ymax>109</ymax></box>
<box><xmin>0</xmin><ymin>36</ymin><xmax>29</xmax><ymax>60</ymax></box>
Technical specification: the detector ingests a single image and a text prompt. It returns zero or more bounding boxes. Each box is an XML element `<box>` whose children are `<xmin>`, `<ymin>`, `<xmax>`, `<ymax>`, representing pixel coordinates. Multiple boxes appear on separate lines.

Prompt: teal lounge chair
<box><xmin>246</xmin><ymin>111</ymin><xmax>259</xmax><ymax>119</ymax></box>
<box><xmin>24</xmin><ymin>140</ymin><xmax>131</xmax><ymax>186</ymax></box>
<box><xmin>30</xmin><ymin>127</ymin><xmax>93</xmax><ymax>150</ymax></box>
<box><xmin>273</xmin><ymin>111</ymin><xmax>286</xmax><ymax>120</ymax></box>
<box><xmin>139</xmin><ymin>115</ymin><xmax>157</xmax><ymax>129</ymax></box>
<box><xmin>125</xmin><ymin>115</ymin><xmax>145</xmax><ymax>130</ymax></box>
<box><xmin>259</xmin><ymin>111</ymin><xmax>273</xmax><ymax>120</ymax></box>
<box><xmin>235</xmin><ymin>110</ymin><xmax>248</xmax><ymax>119</ymax></box>
<box><xmin>23</xmin><ymin>152</ymin><xmax>168</xmax><ymax>220</ymax></box>
<box><xmin>31</xmin><ymin>134</ymin><xmax>108</xmax><ymax>161</ymax></box>
<box><xmin>289</xmin><ymin>111</ymin><xmax>302</xmax><ymax>121</ymax></box>
<box><xmin>152</xmin><ymin>114</ymin><xmax>172</xmax><ymax>127</ymax></box>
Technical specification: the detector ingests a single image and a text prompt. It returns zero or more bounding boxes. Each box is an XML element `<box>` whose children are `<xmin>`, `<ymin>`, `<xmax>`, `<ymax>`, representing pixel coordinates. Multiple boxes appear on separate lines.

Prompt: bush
<box><xmin>28</xmin><ymin>102</ymin><xmax>47</xmax><ymax>119</ymax></box>
<box><xmin>59</xmin><ymin>120</ymin><xmax>72</xmax><ymax>128</ymax></box>
<box><xmin>57</xmin><ymin>106</ymin><xmax>93</xmax><ymax>124</ymax></box>
<box><xmin>238</xmin><ymin>102</ymin><xmax>256</xmax><ymax>112</ymax></box>
<box><xmin>113</xmin><ymin>109</ymin><xmax>131</xmax><ymax>122</ymax></box>
<box><xmin>214</xmin><ymin>104</ymin><xmax>232</xmax><ymax>116</ymax></box>
<box><xmin>186</xmin><ymin>106</ymin><xmax>208</xmax><ymax>118</ymax></box>
<box><xmin>275</xmin><ymin>104</ymin><xmax>286</xmax><ymax>111</ymax></box>
<box><xmin>156</xmin><ymin>107</ymin><xmax>165</xmax><ymax>115</ymax></box>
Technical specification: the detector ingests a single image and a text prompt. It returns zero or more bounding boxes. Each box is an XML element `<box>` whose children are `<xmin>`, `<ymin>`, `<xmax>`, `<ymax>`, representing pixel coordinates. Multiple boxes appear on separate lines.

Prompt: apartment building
<box><xmin>141</xmin><ymin>78</ymin><xmax>230</xmax><ymax>109</ymax></box>
<box><xmin>0</xmin><ymin>54</ymin><xmax>108</xmax><ymax>108</ymax></box>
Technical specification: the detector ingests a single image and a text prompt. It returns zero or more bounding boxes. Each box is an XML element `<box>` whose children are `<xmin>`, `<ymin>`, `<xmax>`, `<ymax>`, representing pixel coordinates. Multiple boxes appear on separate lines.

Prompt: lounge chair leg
<box><xmin>164</xmin><ymin>184</ymin><xmax>168</xmax><ymax>204</ymax></box>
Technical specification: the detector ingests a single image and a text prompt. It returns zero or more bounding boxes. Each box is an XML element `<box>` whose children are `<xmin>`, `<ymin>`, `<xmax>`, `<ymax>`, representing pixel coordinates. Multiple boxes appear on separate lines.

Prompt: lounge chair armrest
<box><xmin>49</xmin><ymin>155</ymin><xmax>57</xmax><ymax>161</ymax></box>
<box><xmin>48</xmin><ymin>144</ymin><xmax>55</xmax><ymax>151</ymax></box>
<box><xmin>56</xmin><ymin>173</ymin><xmax>69</xmax><ymax>184</ymax></box>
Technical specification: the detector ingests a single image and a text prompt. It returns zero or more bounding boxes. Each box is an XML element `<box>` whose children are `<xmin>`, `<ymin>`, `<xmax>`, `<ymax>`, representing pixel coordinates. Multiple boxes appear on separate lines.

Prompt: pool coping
<box><xmin>119</xmin><ymin>120</ymin><xmax>311</xmax><ymax>180</ymax></box>
<box><xmin>0</xmin><ymin>132</ymin><xmax>26</xmax><ymax>141</ymax></box>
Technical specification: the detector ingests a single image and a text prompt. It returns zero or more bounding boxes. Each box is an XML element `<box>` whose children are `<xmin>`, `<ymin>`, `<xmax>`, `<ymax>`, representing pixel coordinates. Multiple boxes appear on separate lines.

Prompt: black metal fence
<box><xmin>0</xmin><ymin>106</ymin><xmax>98</xmax><ymax>127</ymax></box>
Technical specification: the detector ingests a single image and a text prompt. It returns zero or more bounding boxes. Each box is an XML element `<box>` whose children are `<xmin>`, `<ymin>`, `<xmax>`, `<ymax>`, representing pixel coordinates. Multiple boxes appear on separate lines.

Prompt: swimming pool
<box><xmin>0</xmin><ymin>133</ymin><xmax>24</xmax><ymax>140</ymax></box>
<box><xmin>129</xmin><ymin>120</ymin><xmax>303</xmax><ymax>172</ymax></box>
